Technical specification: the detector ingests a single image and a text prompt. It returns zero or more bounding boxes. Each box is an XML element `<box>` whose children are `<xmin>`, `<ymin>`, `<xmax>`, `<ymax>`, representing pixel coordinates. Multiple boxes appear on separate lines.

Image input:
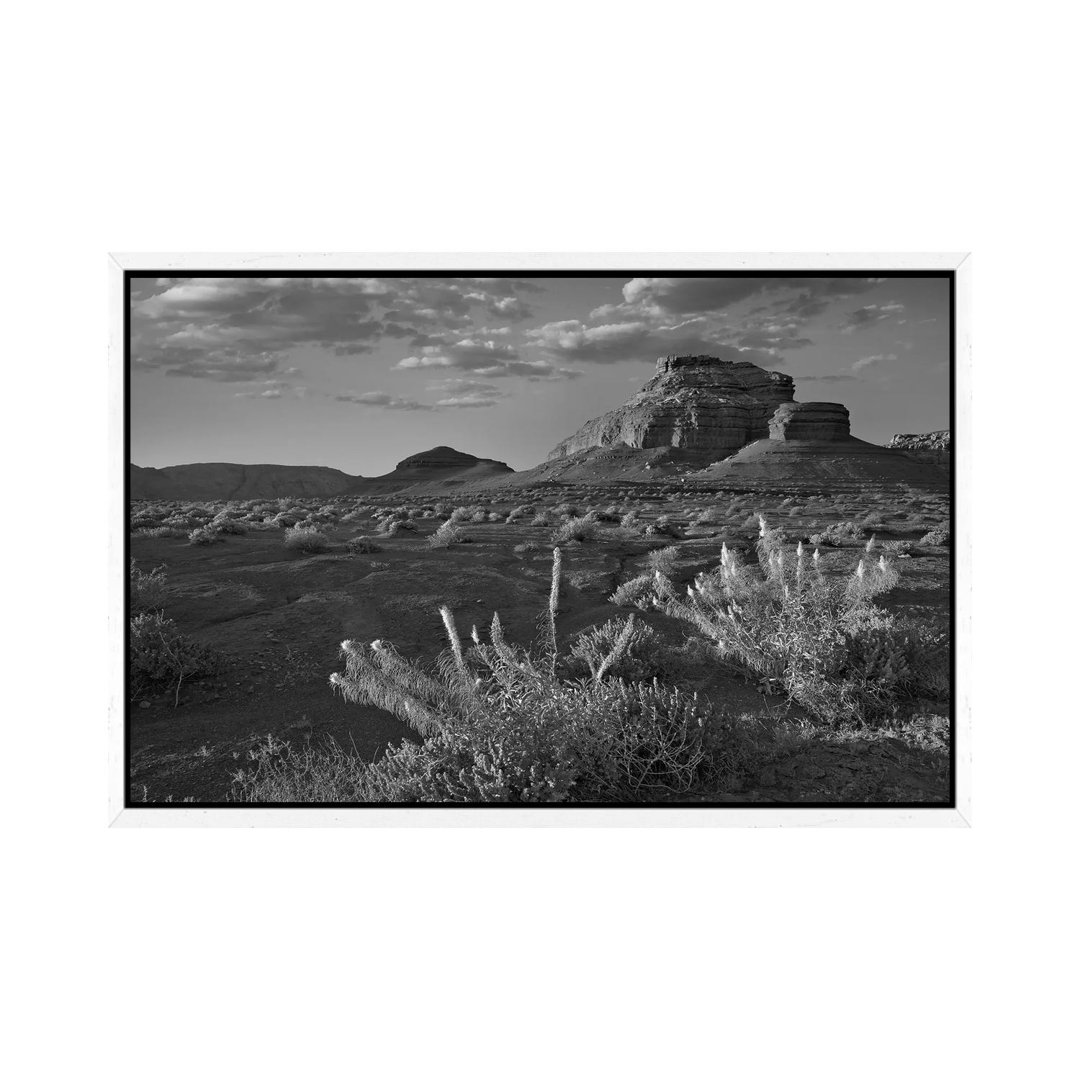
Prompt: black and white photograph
<box><xmin>123</xmin><ymin>265</ymin><xmax>957</xmax><ymax>811</ymax></box>
<box><xmin>14</xmin><ymin>1</ymin><xmax>1080</xmax><ymax>1076</ymax></box>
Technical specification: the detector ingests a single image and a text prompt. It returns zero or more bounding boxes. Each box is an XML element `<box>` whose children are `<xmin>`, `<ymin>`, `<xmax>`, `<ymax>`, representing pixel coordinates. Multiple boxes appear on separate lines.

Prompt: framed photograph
<box><xmin>110</xmin><ymin>254</ymin><xmax>970</xmax><ymax>826</ymax></box>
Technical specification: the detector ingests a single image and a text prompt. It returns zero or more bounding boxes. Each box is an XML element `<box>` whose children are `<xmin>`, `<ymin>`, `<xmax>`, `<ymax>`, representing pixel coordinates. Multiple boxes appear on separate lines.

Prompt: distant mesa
<box><xmin>130</xmin><ymin>447</ymin><xmax>512</xmax><ymax>501</ymax></box>
<box><xmin>129</xmin><ymin>462</ymin><xmax>357</xmax><ymax>502</ymax></box>
<box><xmin>391</xmin><ymin>446</ymin><xmax>512</xmax><ymax>474</ymax></box>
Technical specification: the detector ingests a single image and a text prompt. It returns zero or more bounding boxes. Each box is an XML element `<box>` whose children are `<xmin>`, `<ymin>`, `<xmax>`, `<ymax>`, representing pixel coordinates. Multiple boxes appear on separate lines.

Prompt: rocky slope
<box><xmin>888</xmin><ymin>431</ymin><xmax>950</xmax><ymax>470</ymax></box>
<box><xmin>548</xmin><ymin>354</ymin><xmax>795</xmax><ymax>460</ymax></box>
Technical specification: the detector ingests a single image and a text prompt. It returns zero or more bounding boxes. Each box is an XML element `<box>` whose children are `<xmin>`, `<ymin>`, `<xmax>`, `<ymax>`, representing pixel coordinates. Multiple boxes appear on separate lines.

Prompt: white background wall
<box><xmin>5</xmin><ymin>2</ymin><xmax>1074</xmax><ymax>1078</ymax></box>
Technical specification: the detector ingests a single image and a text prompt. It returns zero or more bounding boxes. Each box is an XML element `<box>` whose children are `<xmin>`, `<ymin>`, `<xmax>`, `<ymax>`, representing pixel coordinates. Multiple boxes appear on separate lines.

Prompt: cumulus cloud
<box><xmin>131</xmin><ymin>276</ymin><xmax>541</xmax><ymax>382</ymax></box>
<box><xmin>551</xmin><ymin>277</ymin><xmax>889</xmax><ymax>367</ymax></box>
<box><xmin>333</xmin><ymin>391</ymin><xmax>433</xmax><ymax>411</ymax></box>
<box><xmin>851</xmin><ymin>353</ymin><xmax>897</xmax><ymax>374</ymax></box>
<box><xmin>841</xmin><ymin>303</ymin><xmax>905</xmax><ymax>333</ymax></box>
<box><xmin>396</xmin><ymin>338</ymin><xmax>520</xmax><ymax>371</ymax></box>
<box><xmin>233</xmin><ymin>379</ymin><xmax>308</xmax><ymax>400</ymax></box>
<box><xmin>527</xmin><ymin>318</ymin><xmax>785</xmax><ymax>368</ymax></box>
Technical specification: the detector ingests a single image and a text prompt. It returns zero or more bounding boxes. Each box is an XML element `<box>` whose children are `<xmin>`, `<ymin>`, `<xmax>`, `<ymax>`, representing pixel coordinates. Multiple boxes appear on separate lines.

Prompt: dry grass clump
<box><xmin>283</xmin><ymin>525</ymin><xmax>330</xmax><ymax>554</ymax></box>
<box><xmin>921</xmin><ymin>524</ymin><xmax>951</xmax><ymax>546</ymax></box>
<box><xmin>188</xmin><ymin>525</ymin><xmax>223</xmax><ymax>545</ymax></box>
<box><xmin>379</xmin><ymin>518</ymin><xmax>417</xmax><ymax>537</ymax></box>
<box><xmin>647</xmin><ymin>545</ymin><xmax>681</xmax><ymax>576</ymax></box>
<box><xmin>609</xmin><ymin>573</ymin><xmax>658</xmax><ymax>609</ymax></box>
<box><xmin>428</xmin><ymin>521</ymin><xmax>468</xmax><ymax>548</ymax></box>
<box><xmin>809</xmin><ymin>520</ymin><xmax>864</xmax><ymax>547</ymax></box>
<box><xmin>345</xmin><ymin>536</ymin><xmax>383</xmax><ymax>554</ymax></box>
<box><xmin>136</xmin><ymin>525</ymin><xmax>187</xmax><ymax>539</ymax></box>
<box><xmin>130</xmin><ymin>558</ymin><xmax>168</xmax><ymax>612</ymax></box>
<box><xmin>691</xmin><ymin>507</ymin><xmax>726</xmax><ymax>527</ymax></box>
<box><xmin>552</xmin><ymin>516</ymin><xmax>600</xmax><ymax>543</ymax></box>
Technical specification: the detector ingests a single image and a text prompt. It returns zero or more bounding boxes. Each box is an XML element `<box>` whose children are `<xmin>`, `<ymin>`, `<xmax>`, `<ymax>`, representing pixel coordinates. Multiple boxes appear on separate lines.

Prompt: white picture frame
<box><xmin>109</xmin><ymin>253</ymin><xmax>971</xmax><ymax>827</ymax></box>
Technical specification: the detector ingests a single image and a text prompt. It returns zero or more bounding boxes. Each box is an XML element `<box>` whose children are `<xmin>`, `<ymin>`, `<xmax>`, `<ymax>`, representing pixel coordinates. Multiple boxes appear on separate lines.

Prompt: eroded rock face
<box><xmin>769</xmin><ymin>402</ymin><xmax>850</xmax><ymax>442</ymax></box>
<box><xmin>548</xmin><ymin>355</ymin><xmax>795</xmax><ymax>460</ymax></box>
<box><xmin>888</xmin><ymin>431</ymin><xmax>950</xmax><ymax>470</ymax></box>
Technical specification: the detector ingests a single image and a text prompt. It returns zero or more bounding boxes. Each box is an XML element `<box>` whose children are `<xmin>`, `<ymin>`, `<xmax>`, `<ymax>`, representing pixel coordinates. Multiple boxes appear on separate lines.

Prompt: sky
<box><xmin>130</xmin><ymin>274</ymin><xmax>951</xmax><ymax>475</ymax></box>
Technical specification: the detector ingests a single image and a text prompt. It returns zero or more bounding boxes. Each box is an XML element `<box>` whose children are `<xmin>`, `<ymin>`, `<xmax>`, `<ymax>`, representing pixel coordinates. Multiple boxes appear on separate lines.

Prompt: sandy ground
<box><xmin>129</xmin><ymin>480</ymin><xmax>952</xmax><ymax>804</ymax></box>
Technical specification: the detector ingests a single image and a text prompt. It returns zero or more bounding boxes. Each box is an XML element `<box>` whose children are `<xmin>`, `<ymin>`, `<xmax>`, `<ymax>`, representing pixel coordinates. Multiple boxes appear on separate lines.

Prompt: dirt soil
<box><xmin>129</xmin><ymin>479</ymin><xmax>952</xmax><ymax>805</ymax></box>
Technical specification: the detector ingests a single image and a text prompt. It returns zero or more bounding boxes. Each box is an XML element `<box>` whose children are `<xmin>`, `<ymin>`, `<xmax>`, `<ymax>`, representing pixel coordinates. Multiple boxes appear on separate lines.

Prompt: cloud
<box><xmin>396</xmin><ymin>338</ymin><xmax>520</xmax><ymax>371</ymax></box>
<box><xmin>131</xmin><ymin>276</ymin><xmax>541</xmax><ymax>382</ymax></box>
<box><xmin>527</xmin><ymin>318</ymin><xmax>785</xmax><ymax>368</ymax></box>
<box><xmin>233</xmin><ymin>379</ymin><xmax>308</xmax><ymax>400</ymax></box>
<box><xmin>851</xmin><ymin>352</ymin><xmax>897</xmax><ymax>374</ymax></box>
<box><xmin>841</xmin><ymin>303</ymin><xmax>905</xmax><ymax>333</ymax></box>
<box><xmin>433</xmin><ymin>395</ymin><xmax>500</xmax><ymax>408</ymax></box>
<box><xmin>550</xmin><ymin>277</ymin><xmax>889</xmax><ymax>367</ymax></box>
<box><xmin>800</xmin><ymin>374</ymin><xmax>858</xmax><ymax>383</ymax></box>
<box><xmin>617</xmin><ymin>276</ymin><xmax>885</xmax><ymax>319</ymax></box>
<box><xmin>333</xmin><ymin>391</ymin><xmax>433</xmax><ymax>411</ymax></box>
<box><xmin>427</xmin><ymin>378</ymin><xmax>507</xmax><ymax>407</ymax></box>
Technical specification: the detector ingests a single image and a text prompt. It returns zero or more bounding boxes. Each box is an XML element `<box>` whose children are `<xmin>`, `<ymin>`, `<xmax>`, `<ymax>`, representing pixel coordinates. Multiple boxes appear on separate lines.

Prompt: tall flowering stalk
<box><xmin>659</xmin><ymin>515</ymin><xmax>901</xmax><ymax>721</ymax></box>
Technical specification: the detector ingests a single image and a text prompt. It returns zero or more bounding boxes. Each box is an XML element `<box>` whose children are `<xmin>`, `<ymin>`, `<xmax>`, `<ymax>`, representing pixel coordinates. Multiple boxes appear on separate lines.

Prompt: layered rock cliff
<box><xmin>769</xmin><ymin>402</ymin><xmax>850</xmax><ymax>442</ymax></box>
<box><xmin>548</xmin><ymin>355</ymin><xmax>796</xmax><ymax>460</ymax></box>
<box><xmin>888</xmin><ymin>431</ymin><xmax>950</xmax><ymax>470</ymax></box>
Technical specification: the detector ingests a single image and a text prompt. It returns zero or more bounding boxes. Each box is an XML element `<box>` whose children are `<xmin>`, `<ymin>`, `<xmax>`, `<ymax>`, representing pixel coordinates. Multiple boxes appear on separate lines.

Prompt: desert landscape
<box><xmin>129</xmin><ymin>338</ymin><xmax>953</xmax><ymax>805</ymax></box>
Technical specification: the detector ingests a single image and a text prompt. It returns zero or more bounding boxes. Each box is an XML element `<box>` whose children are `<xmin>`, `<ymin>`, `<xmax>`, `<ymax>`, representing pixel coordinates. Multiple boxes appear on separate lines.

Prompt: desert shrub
<box><xmin>506</xmin><ymin>505</ymin><xmax>534</xmax><ymax>523</ymax></box>
<box><xmin>553</xmin><ymin>517</ymin><xmax>599</xmax><ymax>543</ymax></box>
<box><xmin>449</xmin><ymin>505</ymin><xmax>481</xmax><ymax>524</ymax></box>
<box><xmin>861</xmin><ymin>511</ymin><xmax>886</xmax><ymax>528</ymax></box>
<box><xmin>610</xmin><ymin>573</ymin><xmax>661</xmax><ymax>610</ymax></box>
<box><xmin>345</xmin><ymin>536</ymin><xmax>383</xmax><ymax>554</ymax></box>
<box><xmin>129</xmin><ymin>611</ymin><xmax>215</xmax><ymax>703</ymax></box>
<box><xmin>658</xmin><ymin>515</ymin><xmax>912</xmax><ymax>723</ymax></box>
<box><xmin>130</xmin><ymin>559</ymin><xmax>168</xmax><ymax>612</ymax></box>
<box><xmin>692</xmin><ymin>507</ymin><xmax>726</xmax><ymax>527</ymax></box>
<box><xmin>211</xmin><ymin>516</ymin><xmax>247</xmax><ymax>536</ymax></box>
<box><xmin>283</xmin><ymin>525</ymin><xmax>329</xmax><ymax>554</ymax></box>
<box><xmin>648</xmin><ymin>545</ymin><xmax>681</xmax><ymax>576</ymax></box>
<box><xmin>380</xmin><ymin>519</ymin><xmax>417</xmax><ymax>537</ymax></box>
<box><xmin>188</xmin><ymin>525</ymin><xmax>222</xmax><ymax>545</ymax></box>
<box><xmin>531</xmin><ymin>510</ymin><xmax>557</xmax><ymax>527</ymax></box>
<box><xmin>233</xmin><ymin>553</ymin><xmax>728</xmax><ymax>803</ymax></box>
<box><xmin>620</xmin><ymin>510</ymin><xmax>640</xmax><ymax>530</ymax></box>
<box><xmin>921</xmin><ymin>525</ymin><xmax>951</xmax><ymax>546</ymax></box>
<box><xmin>513</xmin><ymin>541</ymin><xmax>543</xmax><ymax>555</ymax></box>
<box><xmin>884</xmin><ymin>539</ymin><xmax>916</xmax><ymax>556</ymax></box>
<box><xmin>809</xmin><ymin>520</ymin><xmax>864</xmax><ymax>547</ymax></box>
<box><xmin>565</xmin><ymin>616</ymin><xmax>675</xmax><ymax>682</ymax></box>
<box><xmin>429</xmin><ymin>521</ymin><xmax>467</xmax><ymax>548</ymax></box>
<box><xmin>136</xmin><ymin>525</ymin><xmax>187</xmax><ymax>539</ymax></box>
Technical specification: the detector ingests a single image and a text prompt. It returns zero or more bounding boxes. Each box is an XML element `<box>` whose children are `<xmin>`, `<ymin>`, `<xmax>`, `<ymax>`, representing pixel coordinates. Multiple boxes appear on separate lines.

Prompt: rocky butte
<box><xmin>541</xmin><ymin>354</ymin><xmax>948</xmax><ymax>490</ymax></box>
<box><xmin>548</xmin><ymin>354</ymin><xmax>796</xmax><ymax>460</ymax></box>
